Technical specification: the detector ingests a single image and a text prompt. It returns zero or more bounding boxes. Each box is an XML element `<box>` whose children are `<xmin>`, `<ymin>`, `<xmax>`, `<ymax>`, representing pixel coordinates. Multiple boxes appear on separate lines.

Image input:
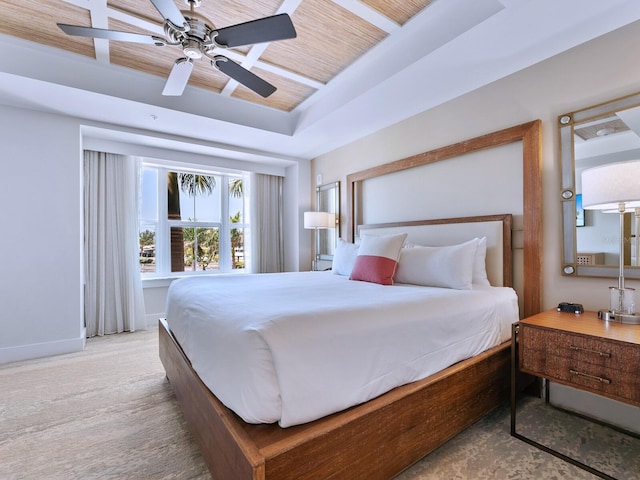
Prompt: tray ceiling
<box><xmin>1</xmin><ymin>0</ymin><xmax>640</xmax><ymax>163</ymax></box>
<box><xmin>0</xmin><ymin>0</ymin><xmax>429</xmax><ymax>112</ymax></box>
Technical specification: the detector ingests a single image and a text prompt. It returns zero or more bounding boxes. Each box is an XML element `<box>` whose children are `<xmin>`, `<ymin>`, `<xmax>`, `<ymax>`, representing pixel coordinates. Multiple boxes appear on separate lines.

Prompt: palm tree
<box><xmin>167</xmin><ymin>172</ymin><xmax>183</xmax><ymax>272</ymax></box>
<box><xmin>230</xmin><ymin>211</ymin><xmax>243</xmax><ymax>268</ymax></box>
<box><xmin>229</xmin><ymin>179</ymin><xmax>244</xmax><ymax>268</ymax></box>
<box><xmin>167</xmin><ymin>172</ymin><xmax>216</xmax><ymax>271</ymax></box>
<box><xmin>182</xmin><ymin>226</ymin><xmax>219</xmax><ymax>271</ymax></box>
<box><xmin>230</xmin><ymin>178</ymin><xmax>243</xmax><ymax>198</ymax></box>
<box><xmin>179</xmin><ymin>173</ymin><xmax>216</xmax><ymax>197</ymax></box>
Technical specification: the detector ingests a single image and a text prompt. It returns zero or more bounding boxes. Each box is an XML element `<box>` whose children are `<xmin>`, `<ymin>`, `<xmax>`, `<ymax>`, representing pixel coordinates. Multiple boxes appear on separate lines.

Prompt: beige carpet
<box><xmin>0</xmin><ymin>327</ymin><xmax>607</xmax><ymax>480</ymax></box>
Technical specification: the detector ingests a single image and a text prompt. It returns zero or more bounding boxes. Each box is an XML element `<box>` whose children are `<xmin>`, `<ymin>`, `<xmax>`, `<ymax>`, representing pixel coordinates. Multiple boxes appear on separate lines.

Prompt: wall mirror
<box><xmin>316</xmin><ymin>181</ymin><xmax>340</xmax><ymax>260</ymax></box>
<box><xmin>559</xmin><ymin>91</ymin><xmax>640</xmax><ymax>278</ymax></box>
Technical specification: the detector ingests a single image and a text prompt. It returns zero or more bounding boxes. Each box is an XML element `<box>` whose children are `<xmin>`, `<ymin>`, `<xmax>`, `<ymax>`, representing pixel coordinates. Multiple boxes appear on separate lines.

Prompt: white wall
<box><xmin>359</xmin><ymin>143</ymin><xmax>523</xmax><ymax>224</ymax></box>
<box><xmin>285</xmin><ymin>162</ymin><xmax>311</xmax><ymax>272</ymax></box>
<box><xmin>0</xmin><ymin>107</ymin><xmax>308</xmax><ymax>363</ymax></box>
<box><xmin>313</xmin><ymin>20</ymin><xmax>640</xmax><ymax>314</ymax></box>
<box><xmin>0</xmin><ymin>107</ymin><xmax>85</xmax><ymax>363</ymax></box>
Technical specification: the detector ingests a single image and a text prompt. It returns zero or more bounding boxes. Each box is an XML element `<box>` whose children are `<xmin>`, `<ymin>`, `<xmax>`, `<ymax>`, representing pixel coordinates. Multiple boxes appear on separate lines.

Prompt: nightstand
<box><xmin>511</xmin><ymin>309</ymin><xmax>640</xmax><ymax>479</ymax></box>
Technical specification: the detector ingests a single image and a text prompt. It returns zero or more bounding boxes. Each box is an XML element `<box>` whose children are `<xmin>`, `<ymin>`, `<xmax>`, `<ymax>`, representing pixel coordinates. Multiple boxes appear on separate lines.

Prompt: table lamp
<box><xmin>581</xmin><ymin>159</ymin><xmax>640</xmax><ymax>324</ymax></box>
<box><xmin>304</xmin><ymin>211</ymin><xmax>332</xmax><ymax>271</ymax></box>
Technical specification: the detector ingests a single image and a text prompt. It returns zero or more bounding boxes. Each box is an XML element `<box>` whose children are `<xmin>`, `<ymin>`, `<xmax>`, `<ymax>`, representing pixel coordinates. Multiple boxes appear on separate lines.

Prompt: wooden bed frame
<box><xmin>160</xmin><ymin>319</ymin><xmax>510</xmax><ymax>479</ymax></box>
<box><xmin>159</xmin><ymin>121</ymin><xmax>542</xmax><ymax>479</ymax></box>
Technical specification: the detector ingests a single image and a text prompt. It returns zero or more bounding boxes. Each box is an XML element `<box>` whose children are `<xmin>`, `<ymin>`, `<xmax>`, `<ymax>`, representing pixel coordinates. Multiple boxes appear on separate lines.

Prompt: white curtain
<box><xmin>84</xmin><ymin>151</ymin><xmax>145</xmax><ymax>337</ymax></box>
<box><xmin>250</xmin><ymin>173</ymin><xmax>284</xmax><ymax>273</ymax></box>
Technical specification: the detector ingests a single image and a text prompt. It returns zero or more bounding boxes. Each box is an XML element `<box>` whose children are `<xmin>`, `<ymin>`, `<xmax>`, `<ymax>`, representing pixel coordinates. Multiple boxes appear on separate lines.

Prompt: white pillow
<box><xmin>473</xmin><ymin>237</ymin><xmax>491</xmax><ymax>286</ymax></box>
<box><xmin>394</xmin><ymin>238</ymin><xmax>478</xmax><ymax>290</ymax></box>
<box><xmin>332</xmin><ymin>239</ymin><xmax>360</xmax><ymax>276</ymax></box>
<box><xmin>402</xmin><ymin>237</ymin><xmax>490</xmax><ymax>286</ymax></box>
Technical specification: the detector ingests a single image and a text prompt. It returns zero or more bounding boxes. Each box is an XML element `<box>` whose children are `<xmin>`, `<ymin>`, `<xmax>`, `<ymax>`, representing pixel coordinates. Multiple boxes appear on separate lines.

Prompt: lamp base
<box><xmin>598</xmin><ymin>310</ymin><xmax>640</xmax><ymax>325</ymax></box>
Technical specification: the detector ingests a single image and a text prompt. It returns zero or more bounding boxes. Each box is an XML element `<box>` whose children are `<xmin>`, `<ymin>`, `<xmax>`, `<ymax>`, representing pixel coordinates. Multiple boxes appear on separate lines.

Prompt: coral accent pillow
<box><xmin>350</xmin><ymin>233</ymin><xmax>407</xmax><ymax>285</ymax></box>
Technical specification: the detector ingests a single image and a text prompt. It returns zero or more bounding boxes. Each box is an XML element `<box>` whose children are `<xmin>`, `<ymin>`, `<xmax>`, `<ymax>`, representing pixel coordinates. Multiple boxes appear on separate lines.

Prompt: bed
<box><xmin>159</xmin><ymin>121</ymin><xmax>542</xmax><ymax>479</ymax></box>
<box><xmin>160</xmin><ymin>214</ymin><xmax>516</xmax><ymax>479</ymax></box>
<box><xmin>165</xmin><ymin>272</ymin><xmax>518</xmax><ymax>428</ymax></box>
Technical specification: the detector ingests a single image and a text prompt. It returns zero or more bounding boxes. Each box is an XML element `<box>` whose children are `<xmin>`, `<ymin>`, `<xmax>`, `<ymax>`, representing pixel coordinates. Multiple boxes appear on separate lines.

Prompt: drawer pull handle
<box><xmin>569</xmin><ymin>369</ymin><xmax>611</xmax><ymax>384</ymax></box>
<box><xmin>569</xmin><ymin>345</ymin><xmax>611</xmax><ymax>358</ymax></box>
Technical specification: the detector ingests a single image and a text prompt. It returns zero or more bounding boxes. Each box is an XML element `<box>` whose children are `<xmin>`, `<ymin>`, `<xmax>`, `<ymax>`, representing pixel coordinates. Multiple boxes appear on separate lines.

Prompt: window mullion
<box><xmin>156</xmin><ymin>167</ymin><xmax>170</xmax><ymax>276</ymax></box>
<box><xmin>220</xmin><ymin>176</ymin><xmax>231</xmax><ymax>272</ymax></box>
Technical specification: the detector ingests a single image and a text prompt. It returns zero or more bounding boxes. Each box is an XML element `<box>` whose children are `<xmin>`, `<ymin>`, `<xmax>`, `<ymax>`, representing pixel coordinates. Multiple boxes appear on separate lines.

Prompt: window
<box><xmin>139</xmin><ymin>164</ymin><xmax>248</xmax><ymax>277</ymax></box>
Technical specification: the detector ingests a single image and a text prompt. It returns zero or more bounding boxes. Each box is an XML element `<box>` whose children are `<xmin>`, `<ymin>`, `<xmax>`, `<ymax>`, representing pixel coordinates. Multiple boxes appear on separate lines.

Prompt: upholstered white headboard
<box><xmin>358</xmin><ymin>214</ymin><xmax>512</xmax><ymax>288</ymax></box>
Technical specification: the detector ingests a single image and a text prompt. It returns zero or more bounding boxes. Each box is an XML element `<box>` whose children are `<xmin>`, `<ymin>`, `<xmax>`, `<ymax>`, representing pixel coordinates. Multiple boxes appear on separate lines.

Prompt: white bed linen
<box><xmin>165</xmin><ymin>272</ymin><xmax>519</xmax><ymax>427</ymax></box>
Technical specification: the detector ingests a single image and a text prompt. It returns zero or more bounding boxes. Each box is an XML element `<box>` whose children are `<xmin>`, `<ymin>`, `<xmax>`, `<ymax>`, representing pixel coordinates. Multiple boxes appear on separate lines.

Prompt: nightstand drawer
<box><xmin>519</xmin><ymin>324</ymin><xmax>640</xmax><ymax>404</ymax></box>
<box><xmin>521</xmin><ymin>327</ymin><xmax>639</xmax><ymax>373</ymax></box>
<box><xmin>543</xmin><ymin>354</ymin><xmax>640</xmax><ymax>402</ymax></box>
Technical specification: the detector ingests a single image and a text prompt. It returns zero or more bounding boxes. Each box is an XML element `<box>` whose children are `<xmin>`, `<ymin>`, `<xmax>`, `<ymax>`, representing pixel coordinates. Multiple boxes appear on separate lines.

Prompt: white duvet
<box><xmin>165</xmin><ymin>272</ymin><xmax>519</xmax><ymax>427</ymax></box>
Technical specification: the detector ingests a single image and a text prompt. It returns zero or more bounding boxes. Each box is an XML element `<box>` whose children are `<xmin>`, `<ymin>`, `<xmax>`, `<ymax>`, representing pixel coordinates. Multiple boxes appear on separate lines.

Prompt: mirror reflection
<box><xmin>316</xmin><ymin>181</ymin><xmax>340</xmax><ymax>260</ymax></box>
<box><xmin>559</xmin><ymin>91</ymin><xmax>640</xmax><ymax>278</ymax></box>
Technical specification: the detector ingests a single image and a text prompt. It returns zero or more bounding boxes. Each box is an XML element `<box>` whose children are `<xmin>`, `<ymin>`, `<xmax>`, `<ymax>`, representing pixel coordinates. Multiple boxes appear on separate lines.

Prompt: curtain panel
<box><xmin>83</xmin><ymin>151</ymin><xmax>145</xmax><ymax>337</ymax></box>
<box><xmin>250</xmin><ymin>173</ymin><xmax>284</xmax><ymax>273</ymax></box>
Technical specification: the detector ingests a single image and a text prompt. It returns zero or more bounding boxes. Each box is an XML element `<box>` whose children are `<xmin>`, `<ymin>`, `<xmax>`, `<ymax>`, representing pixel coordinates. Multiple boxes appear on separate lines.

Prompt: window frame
<box><xmin>139</xmin><ymin>162</ymin><xmax>248</xmax><ymax>279</ymax></box>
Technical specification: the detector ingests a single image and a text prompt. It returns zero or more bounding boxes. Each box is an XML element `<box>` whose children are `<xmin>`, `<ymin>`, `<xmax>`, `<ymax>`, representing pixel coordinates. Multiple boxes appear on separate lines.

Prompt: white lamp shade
<box><xmin>581</xmin><ymin>160</ymin><xmax>640</xmax><ymax>210</ymax></box>
<box><xmin>304</xmin><ymin>211</ymin><xmax>330</xmax><ymax>229</ymax></box>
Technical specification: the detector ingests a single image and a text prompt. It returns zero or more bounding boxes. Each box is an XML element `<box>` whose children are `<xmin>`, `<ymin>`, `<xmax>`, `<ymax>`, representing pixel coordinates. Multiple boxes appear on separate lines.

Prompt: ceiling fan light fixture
<box><xmin>183</xmin><ymin>39</ymin><xmax>203</xmax><ymax>59</ymax></box>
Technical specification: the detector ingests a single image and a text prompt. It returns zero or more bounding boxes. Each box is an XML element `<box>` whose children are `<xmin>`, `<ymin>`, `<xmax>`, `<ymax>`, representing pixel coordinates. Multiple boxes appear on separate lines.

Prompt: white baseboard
<box><xmin>0</xmin><ymin>329</ymin><xmax>86</xmax><ymax>365</ymax></box>
<box><xmin>145</xmin><ymin>313</ymin><xmax>164</xmax><ymax>327</ymax></box>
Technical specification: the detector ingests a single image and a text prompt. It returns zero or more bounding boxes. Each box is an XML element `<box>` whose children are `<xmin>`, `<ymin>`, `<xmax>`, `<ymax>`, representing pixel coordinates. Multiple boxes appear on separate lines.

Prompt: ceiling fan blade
<box><xmin>149</xmin><ymin>0</ymin><xmax>187</xmax><ymax>28</ymax></box>
<box><xmin>162</xmin><ymin>58</ymin><xmax>194</xmax><ymax>96</ymax></box>
<box><xmin>214</xmin><ymin>14</ymin><xmax>296</xmax><ymax>48</ymax></box>
<box><xmin>57</xmin><ymin>24</ymin><xmax>160</xmax><ymax>45</ymax></box>
<box><xmin>213</xmin><ymin>56</ymin><xmax>276</xmax><ymax>98</ymax></box>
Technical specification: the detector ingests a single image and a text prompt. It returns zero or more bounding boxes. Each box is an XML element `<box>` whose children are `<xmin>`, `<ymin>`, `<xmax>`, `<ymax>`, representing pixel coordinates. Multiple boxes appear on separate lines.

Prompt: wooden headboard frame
<box><xmin>346</xmin><ymin>121</ymin><xmax>542</xmax><ymax>318</ymax></box>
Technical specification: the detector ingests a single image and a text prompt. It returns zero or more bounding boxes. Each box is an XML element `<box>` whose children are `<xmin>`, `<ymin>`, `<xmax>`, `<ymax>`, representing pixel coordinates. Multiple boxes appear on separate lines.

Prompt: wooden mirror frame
<box><xmin>558</xmin><ymin>91</ymin><xmax>640</xmax><ymax>279</ymax></box>
<box><xmin>346</xmin><ymin>121</ymin><xmax>542</xmax><ymax>318</ymax></box>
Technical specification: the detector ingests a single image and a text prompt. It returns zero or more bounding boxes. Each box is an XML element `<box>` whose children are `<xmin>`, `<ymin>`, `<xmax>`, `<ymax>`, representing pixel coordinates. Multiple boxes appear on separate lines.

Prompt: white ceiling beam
<box><xmin>277</xmin><ymin>0</ymin><xmax>305</xmax><ymax>15</ymax></box>
<box><xmin>330</xmin><ymin>0</ymin><xmax>400</xmax><ymax>33</ymax></box>
<box><xmin>88</xmin><ymin>1</ymin><xmax>110</xmax><ymax>63</ymax></box>
<box><xmin>107</xmin><ymin>6</ymin><xmax>165</xmax><ymax>35</ymax></box>
<box><xmin>61</xmin><ymin>0</ymin><xmax>100</xmax><ymax>8</ymax></box>
<box><xmin>59</xmin><ymin>0</ymin><xmax>113</xmax><ymax>63</ymax></box>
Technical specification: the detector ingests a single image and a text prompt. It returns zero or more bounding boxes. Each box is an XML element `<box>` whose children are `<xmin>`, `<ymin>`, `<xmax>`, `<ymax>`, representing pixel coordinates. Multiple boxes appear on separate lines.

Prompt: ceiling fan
<box><xmin>57</xmin><ymin>0</ymin><xmax>296</xmax><ymax>98</ymax></box>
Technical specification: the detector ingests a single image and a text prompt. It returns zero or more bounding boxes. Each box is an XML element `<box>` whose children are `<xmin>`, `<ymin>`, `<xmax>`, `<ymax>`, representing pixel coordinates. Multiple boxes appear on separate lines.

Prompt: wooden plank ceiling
<box><xmin>0</xmin><ymin>0</ymin><xmax>433</xmax><ymax>112</ymax></box>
